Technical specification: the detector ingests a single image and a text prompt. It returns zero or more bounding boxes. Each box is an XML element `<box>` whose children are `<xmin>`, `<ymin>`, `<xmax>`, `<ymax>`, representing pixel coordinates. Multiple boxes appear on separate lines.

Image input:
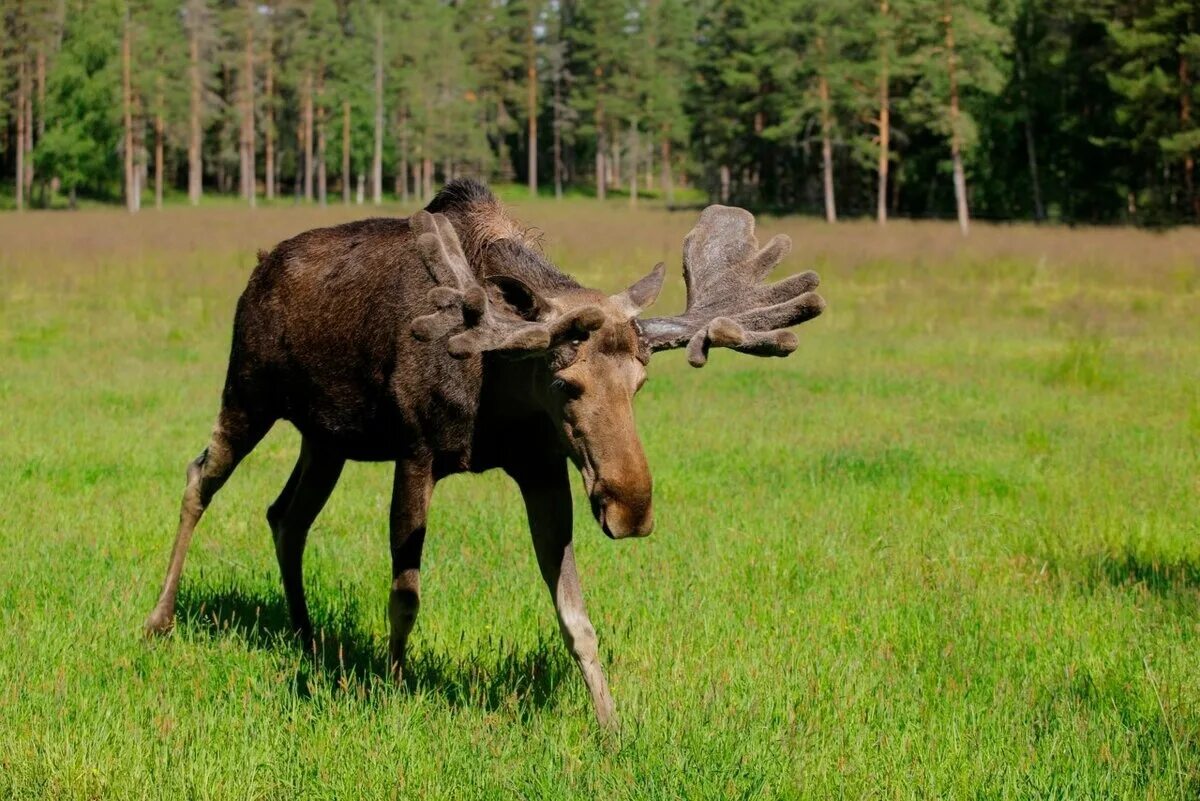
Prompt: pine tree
<box><xmin>567</xmin><ymin>0</ymin><xmax>636</xmax><ymax>200</ymax></box>
<box><xmin>873</xmin><ymin>0</ymin><xmax>896</xmax><ymax>223</ymax></box>
<box><xmin>768</xmin><ymin>0</ymin><xmax>863</xmax><ymax>222</ymax></box>
<box><xmin>234</xmin><ymin>0</ymin><xmax>259</xmax><ymax>207</ymax></box>
<box><xmin>371</xmin><ymin>5</ymin><xmax>383</xmax><ymax>204</ymax></box>
<box><xmin>183</xmin><ymin>0</ymin><xmax>215</xmax><ymax>205</ymax></box>
<box><xmin>544</xmin><ymin>3</ymin><xmax>577</xmax><ymax>199</ymax></box>
<box><xmin>34</xmin><ymin>0</ymin><xmax>123</xmax><ymax>206</ymax></box>
<box><xmin>901</xmin><ymin>0</ymin><xmax>1010</xmax><ymax>234</ymax></box>
<box><xmin>691</xmin><ymin>0</ymin><xmax>781</xmax><ymax>205</ymax></box>
<box><xmin>643</xmin><ymin>0</ymin><xmax>694</xmax><ymax>205</ymax></box>
<box><xmin>455</xmin><ymin>0</ymin><xmax>520</xmax><ymax>180</ymax></box>
<box><xmin>1106</xmin><ymin>0</ymin><xmax>1200</xmax><ymax>221</ymax></box>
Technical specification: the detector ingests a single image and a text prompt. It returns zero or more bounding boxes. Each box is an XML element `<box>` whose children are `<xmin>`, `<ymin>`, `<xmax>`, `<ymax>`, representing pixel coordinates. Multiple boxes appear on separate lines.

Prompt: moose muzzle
<box><xmin>591</xmin><ymin>480</ymin><xmax>654</xmax><ymax>539</ymax></box>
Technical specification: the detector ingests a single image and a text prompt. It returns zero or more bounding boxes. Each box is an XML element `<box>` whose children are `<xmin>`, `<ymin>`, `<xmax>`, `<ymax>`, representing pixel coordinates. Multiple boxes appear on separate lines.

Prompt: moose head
<box><xmin>409</xmin><ymin>204</ymin><xmax>826</xmax><ymax>539</ymax></box>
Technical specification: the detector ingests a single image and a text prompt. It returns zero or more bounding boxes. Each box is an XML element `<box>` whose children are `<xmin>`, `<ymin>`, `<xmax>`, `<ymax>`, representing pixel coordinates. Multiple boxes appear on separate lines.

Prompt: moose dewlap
<box><xmin>142</xmin><ymin>179</ymin><xmax>825</xmax><ymax>727</ymax></box>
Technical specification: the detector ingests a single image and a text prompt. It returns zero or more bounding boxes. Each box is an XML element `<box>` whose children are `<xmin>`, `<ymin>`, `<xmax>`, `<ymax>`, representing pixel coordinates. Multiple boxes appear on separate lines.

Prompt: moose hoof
<box><xmin>143</xmin><ymin>610</ymin><xmax>175</xmax><ymax>638</ymax></box>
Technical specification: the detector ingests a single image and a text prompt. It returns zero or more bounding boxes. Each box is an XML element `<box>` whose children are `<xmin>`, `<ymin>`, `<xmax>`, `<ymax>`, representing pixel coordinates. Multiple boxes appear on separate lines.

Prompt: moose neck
<box><xmin>470</xmin><ymin>355</ymin><xmax>563</xmax><ymax>474</ymax></box>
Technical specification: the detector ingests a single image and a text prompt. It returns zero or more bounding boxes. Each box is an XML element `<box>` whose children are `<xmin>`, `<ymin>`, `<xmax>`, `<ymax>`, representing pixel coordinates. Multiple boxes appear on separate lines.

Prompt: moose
<box><xmin>143</xmin><ymin>179</ymin><xmax>825</xmax><ymax>726</ymax></box>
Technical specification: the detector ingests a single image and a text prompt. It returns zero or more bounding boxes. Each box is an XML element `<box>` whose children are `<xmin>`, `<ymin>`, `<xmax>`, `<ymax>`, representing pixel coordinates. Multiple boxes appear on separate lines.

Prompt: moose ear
<box><xmin>610</xmin><ymin>262</ymin><xmax>666</xmax><ymax>319</ymax></box>
<box><xmin>486</xmin><ymin>275</ymin><xmax>544</xmax><ymax>321</ymax></box>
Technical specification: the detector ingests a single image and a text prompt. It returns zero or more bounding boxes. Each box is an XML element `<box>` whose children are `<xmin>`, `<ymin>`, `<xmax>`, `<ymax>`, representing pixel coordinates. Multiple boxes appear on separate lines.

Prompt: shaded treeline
<box><xmin>1</xmin><ymin>0</ymin><xmax>1197</xmax><ymax>226</ymax></box>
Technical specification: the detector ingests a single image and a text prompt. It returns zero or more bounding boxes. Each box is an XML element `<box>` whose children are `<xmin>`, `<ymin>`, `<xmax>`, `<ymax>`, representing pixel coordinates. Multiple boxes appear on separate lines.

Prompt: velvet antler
<box><xmin>637</xmin><ymin>205</ymin><xmax>826</xmax><ymax>367</ymax></box>
<box><xmin>410</xmin><ymin>210</ymin><xmax>604</xmax><ymax>358</ymax></box>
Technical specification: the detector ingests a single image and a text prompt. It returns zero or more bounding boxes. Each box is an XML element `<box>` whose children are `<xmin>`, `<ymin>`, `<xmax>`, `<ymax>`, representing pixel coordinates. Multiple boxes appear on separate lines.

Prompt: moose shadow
<box><xmin>175</xmin><ymin>582</ymin><xmax>573</xmax><ymax>714</ymax></box>
<box><xmin>1081</xmin><ymin>549</ymin><xmax>1200</xmax><ymax>606</ymax></box>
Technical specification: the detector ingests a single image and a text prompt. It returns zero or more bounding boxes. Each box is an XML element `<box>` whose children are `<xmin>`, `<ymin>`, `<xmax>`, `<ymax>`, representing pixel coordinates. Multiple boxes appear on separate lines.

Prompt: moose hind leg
<box><xmin>388</xmin><ymin>460</ymin><xmax>432</xmax><ymax>681</ymax></box>
<box><xmin>144</xmin><ymin>407</ymin><xmax>269</xmax><ymax>636</ymax></box>
<box><xmin>267</xmin><ymin>437</ymin><xmax>344</xmax><ymax>642</ymax></box>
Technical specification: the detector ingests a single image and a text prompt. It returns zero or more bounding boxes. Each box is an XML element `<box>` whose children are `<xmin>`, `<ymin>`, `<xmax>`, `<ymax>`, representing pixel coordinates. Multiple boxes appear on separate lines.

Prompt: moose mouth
<box><xmin>591</xmin><ymin>493</ymin><xmax>654</xmax><ymax>540</ymax></box>
<box><xmin>591</xmin><ymin>495</ymin><xmax>618</xmax><ymax>540</ymax></box>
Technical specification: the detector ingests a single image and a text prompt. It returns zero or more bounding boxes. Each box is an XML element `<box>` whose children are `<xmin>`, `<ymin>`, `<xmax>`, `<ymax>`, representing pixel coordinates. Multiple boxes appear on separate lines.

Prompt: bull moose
<box><xmin>143</xmin><ymin>179</ymin><xmax>825</xmax><ymax>726</ymax></box>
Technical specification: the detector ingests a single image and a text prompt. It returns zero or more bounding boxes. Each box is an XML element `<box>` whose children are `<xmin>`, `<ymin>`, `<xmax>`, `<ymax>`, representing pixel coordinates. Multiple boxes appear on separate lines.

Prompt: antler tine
<box><xmin>638</xmin><ymin>205</ymin><xmax>825</xmax><ymax>367</ymax></box>
<box><xmin>409</xmin><ymin>210</ymin><xmax>604</xmax><ymax>359</ymax></box>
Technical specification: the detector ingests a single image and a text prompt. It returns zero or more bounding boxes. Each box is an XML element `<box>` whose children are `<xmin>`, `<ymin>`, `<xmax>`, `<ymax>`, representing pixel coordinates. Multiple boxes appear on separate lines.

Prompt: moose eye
<box><xmin>551</xmin><ymin>376</ymin><xmax>584</xmax><ymax>399</ymax></box>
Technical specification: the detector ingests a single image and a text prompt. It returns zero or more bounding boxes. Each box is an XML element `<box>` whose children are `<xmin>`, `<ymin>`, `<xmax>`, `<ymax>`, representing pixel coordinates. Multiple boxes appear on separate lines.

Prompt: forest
<box><xmin>2</xmin><ymin>0</ymin><xmax>1198</xmax><ymax>226</ymax></box>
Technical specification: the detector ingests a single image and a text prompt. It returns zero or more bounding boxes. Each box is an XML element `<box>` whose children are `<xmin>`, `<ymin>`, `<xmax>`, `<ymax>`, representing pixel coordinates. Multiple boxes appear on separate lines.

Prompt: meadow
<box><xmin>0</xmin><ymin>198</ymin><xmax>1197</xmax><ymax>799</ymax></box>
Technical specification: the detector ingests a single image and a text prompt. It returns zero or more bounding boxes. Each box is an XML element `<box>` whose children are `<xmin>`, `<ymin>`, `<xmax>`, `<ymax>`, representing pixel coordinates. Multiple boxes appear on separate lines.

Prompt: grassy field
<box><xmin>0</xmin><ymin>200</ymin><xmax>1198</xmax><ymax>798</ymax></box>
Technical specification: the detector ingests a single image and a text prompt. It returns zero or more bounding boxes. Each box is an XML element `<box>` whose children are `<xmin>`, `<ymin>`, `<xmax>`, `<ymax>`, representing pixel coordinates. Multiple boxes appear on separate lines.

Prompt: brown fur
<box><xmin>143</xmin><ymin>180</ymin><xmax>823</xmax><ymax>728</ymax></box>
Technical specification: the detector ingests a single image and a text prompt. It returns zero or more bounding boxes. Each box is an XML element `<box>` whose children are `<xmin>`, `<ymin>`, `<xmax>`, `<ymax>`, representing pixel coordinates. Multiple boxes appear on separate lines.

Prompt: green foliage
<box><xmin>33</xmin><ymin>0</ymin><xmax>123</xmax><ymax>196</ymax></box>
<box><xmin>1101</xmin><ymin>0</ymin><xmax>1200</xmax><ymax>222</ymax></box>
<box><xmin>901</xmin><ymin>0</ymin><xmax>1012</xmax><ymax>154</ymax></box>
<box><xmin>4</xmin><ymin>0</ymin><xmax>1200</xmax><ymax>221</ymax></box>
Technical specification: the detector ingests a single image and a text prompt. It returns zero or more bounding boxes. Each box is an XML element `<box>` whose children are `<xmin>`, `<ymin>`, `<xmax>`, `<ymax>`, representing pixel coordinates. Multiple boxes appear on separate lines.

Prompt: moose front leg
<box><xmin>512</xmin><ymin>459</ymin><xmax>617</xmax><ymax>728</ymax></box>
<box><xmin>388</xmin><ymin>459</ymin><xmax>433</xmax><ymax>681</ymax></box>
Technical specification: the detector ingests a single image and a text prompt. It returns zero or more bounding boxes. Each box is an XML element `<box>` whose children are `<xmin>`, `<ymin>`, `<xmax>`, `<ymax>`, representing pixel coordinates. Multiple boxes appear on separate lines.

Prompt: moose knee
<box><xmin>265</xmin><ymin>499</ymin><xmax>285</xmax><ymax>538</ymax></box>
<box><xmin>179</xmin><ymin>452</ymin><xmax>208</xmax><ymax>514</ymax></box>
<box><xmin>186</xmin><ymin>451</ymin><xmax>206</xmax><ymax>483</ymax></box>
<box><xmin>389</xmin><ymin>588</ymin><xmax>420</xmax><ymax>629</ymax></box>
<box><xmin>187</xmin><ymin>443</ymin><xmax>235</xmax><ymax>507</ymax></box>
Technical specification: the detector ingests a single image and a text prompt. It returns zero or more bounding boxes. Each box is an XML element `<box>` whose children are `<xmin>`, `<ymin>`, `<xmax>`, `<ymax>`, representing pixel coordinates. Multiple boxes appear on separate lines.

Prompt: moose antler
<box><xmin>637</xmin><ymin>206</ymin><xmax>826</xmax><ymax>367</ymax></box>
<box><xmin>409</xmin><ymin>210</ymin><xmax>604</xmax><ymax>358</ymax></box>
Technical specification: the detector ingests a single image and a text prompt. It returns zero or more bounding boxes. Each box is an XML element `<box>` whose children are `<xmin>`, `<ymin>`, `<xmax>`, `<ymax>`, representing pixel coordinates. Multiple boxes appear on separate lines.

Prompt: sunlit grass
<box><xmin>0</xmin><ymin>204</ymin><xmax>1198</xmax><ymax>798</ymax></box>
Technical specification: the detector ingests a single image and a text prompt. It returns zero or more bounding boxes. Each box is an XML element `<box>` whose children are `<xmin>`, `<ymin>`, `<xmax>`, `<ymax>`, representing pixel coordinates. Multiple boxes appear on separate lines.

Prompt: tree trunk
<box><xmin>399</xmin><ymin>107</ymin><xmax>410</xmax><ymax>204</ymax></box>
<box><xmin>819</xmin><ymin>72</ymin><xmax>837</xmax><ymax>223</ymax></box>
<box><xmin>132</xmin><ymin>93</ymin><xmax>143</xmax><ymax>212</ymax></box>
<box><xmin>645</xmin><ymin>137</ymin><xmax>652</xmax><ymax>193</ymax></box>
<box><xmin>34</xmin><ymin>41</ymin><xmax>44</xmax><ymax>201</ymax></box>
<box><xmin>303</xmin><ymin>73</ymin><xmax>314</xmax><ymax>202</ymax></box>
<box><xmin>945</xmin><ymin>2</ymin><xmax>969</xmax><ymax>236</ymax></box>
<box><xmin>527</xmin><ymin>4</ymin><xmax>538</xmax><ymax>196</ymax></box>
<box><xmin>155</xmin><ymin>89</ymin><xmax>164</xmax><ymax>210</ymax></box>
<box><xmin>27</xmin><ymin>50</ymin><xmax>39</xmax><ymax>196</ymax></box>
<box><xmin>610</xmin><ymin>134</ymin><xmax>619</xmax><ymax>188</ymax></box>
<box><xmin>720</xmin><ymin>164</ymin><xmax>731</xmax><ymax>204</ymax></box>
<box><xmin>294</xmin><ymin>117</ymin><xmax>303</xmax><ymax>200</ymax></box>
<box><xmin>122</xmin><ymin>15</ymin><xmax>136</xmax><ymax>213</ymax></box>
<box><xmin>188</xmin><ymin>10</ymin><xmax>202</xmax><ymax>206</ymax></box>
<box><xmin>241</xmin><ymin>2</ymin><xmax>255</xmax><ymax>208</ymax></box>
<box><xmin>1014</xmin><ymin>36</ymin><xmax>1043</xmax><ymax>221</ymax></box>
<box><xmin>892</xmin><ymin>160</ymin><xmax>901</xmax><ymax>215</ymax></box>
<box><xmin>373</xmin><ymin>13</ymin><xmax>384</xmax><ymax>205</ymax></box>
<box><xmin>877</xmin><ymin>0</ymin><xmax>890</xmax><ymax>225</ymax></box>
<box><xmin>423</xmin><ymin>157</ymin><xmax>433</xmax><ymax>201</ymax></box>
<box><xmin>36</xmin><ymin>44</ymin><xmax>46</xmax><ymax>139</ymax></box>
<box><xmin>595</xmin><ymin>85</ymin><xmax>606</xmax><ymax>200</ymax></box>
<box><xmin>553</xmin><ymin>72</ymin><xmax>563</xmax><ymax>200</ymax></box>
<box><xmin>316</xmin><ymin>68</ymin><xmax>327</xmax><ymax>207</ymax></box>
<box><xmin>265</xmin><ymin>43</ymin><xmax>274</xmax><ymax>200</ymax></box>
<box><xmin>628</xmin><ymin>121</ymin><xmax>638</xmax><ymax>208</ymax></box>
<box><xmin>342</xmin><ymin>100</ymin><xmax>351</xmax><ymax>205</ymax></box>
<box><xmin>661</xmin><ymin>134</ymin><xmax>674</xmax><ymax>206</ymax></box>
<box><xmin>16</xmin><ymin>58</ymin><xmax>26</xmax><ymax>211</ymax></box>
<box><xmin>1182</xmin><ymin>52</ymin><xmax>1196</xmax><ymax>220</ymax></box>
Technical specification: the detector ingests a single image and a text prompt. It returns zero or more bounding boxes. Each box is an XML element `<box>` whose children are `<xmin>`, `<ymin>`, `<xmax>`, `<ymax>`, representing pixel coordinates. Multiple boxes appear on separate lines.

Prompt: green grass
<box><xmin>0</xmin><ymin>204</ymin><xmax>1197</xmax><ymax>798</ymax></box>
